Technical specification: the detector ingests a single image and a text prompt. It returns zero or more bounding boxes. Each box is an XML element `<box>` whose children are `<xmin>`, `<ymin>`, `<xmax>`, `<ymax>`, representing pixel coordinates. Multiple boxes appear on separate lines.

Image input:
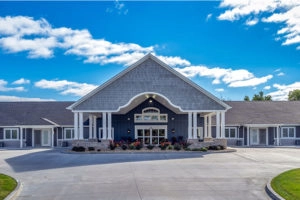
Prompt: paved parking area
<box><xmin>1</xmin><ymin>148</ymin><xmax>300</xmax><ymax>200</ymax></box>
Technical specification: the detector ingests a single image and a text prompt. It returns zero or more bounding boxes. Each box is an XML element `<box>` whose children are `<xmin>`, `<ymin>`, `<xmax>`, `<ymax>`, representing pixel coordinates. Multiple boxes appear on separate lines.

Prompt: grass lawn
<box><xmin>271</xmin><ymin>168</ymin><xmax>300</xmax><ymax>200</ymax></box>
<box><xmin>0</xmin><ymin>174</ymin><xmax>17</xmax><ymax>200</ymax></box>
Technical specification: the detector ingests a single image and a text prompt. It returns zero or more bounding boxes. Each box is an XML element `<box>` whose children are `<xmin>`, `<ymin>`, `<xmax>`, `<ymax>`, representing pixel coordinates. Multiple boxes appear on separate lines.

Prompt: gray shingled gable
<box><xmin>0</xmin><ymin>102</ymin><xmax>74</xmax><ymax>126</ymax></box>
<box><xmin>225</xmin><ymin>101</ymin><xmax>300</xmax><ymax>125</ymax></box>
<box><xmin>71</xmin><ymin>54</ymin><xmax>229</xmax><ymax>111</ymax></box>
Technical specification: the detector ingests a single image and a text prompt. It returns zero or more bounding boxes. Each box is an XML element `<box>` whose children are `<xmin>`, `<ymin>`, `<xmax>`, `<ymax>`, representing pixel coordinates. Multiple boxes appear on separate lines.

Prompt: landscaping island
<box><xmin>0</xmin><ymin>174</ymin><xmax>17</xmax><ymax>200</ymax></box>
<box><xmin>271</xmin><ymin>168</ymin><xmax>300</xmax><ymax>200</ymax></box>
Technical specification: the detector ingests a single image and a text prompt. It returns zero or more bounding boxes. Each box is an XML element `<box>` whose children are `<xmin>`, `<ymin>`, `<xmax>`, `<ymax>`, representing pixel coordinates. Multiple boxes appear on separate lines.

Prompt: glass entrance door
<box><xmin>41</xmin><ymin>129</ymin><xmax>51</xmax><ymax>146</ymax></box>
<box><xmin>250</xmin><ymin>128</ymin><xmax>267</xmax><ymax>145</ymax></box>
<box><xmin>135</xmin><ymin>125</ymin><xmax>167</xmax><ymax>145</ymax></box>
<box><xmin>250</xmin><ymin>128</ymin><xmax>259</xmax><ymax>145</ymax></box>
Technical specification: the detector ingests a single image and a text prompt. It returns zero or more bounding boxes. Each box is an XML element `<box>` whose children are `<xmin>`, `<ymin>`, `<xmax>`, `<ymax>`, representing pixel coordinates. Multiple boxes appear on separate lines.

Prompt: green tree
<box><xmin>244</xmin><ymin>91</ymin><xmax>272</xmax><ymax>101</ymax></box>
<box><xmin>244</xmin><ymin>95</ymin><xmax>250</xmax><ymax>101</ymax></box>
<box><xmin>288</xmin><ymin>89</ymin><xmax>300</xmax><ymax>101</ymax></box>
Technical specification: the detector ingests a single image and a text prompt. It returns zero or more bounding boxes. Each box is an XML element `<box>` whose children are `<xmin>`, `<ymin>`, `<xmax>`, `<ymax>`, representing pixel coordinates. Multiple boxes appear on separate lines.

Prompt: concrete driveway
<box><xmin>1</xmin><ymin>148</ymin><xmax>300</xmax><ymax>200</ymax></box>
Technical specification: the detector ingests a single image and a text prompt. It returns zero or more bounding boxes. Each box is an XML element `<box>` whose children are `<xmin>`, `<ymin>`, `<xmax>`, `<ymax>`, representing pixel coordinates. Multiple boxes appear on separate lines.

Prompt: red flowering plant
<box><xmin>159</xmin><ymin>140</ymin><xmax>171</xmax><ymax>150</ymax></box>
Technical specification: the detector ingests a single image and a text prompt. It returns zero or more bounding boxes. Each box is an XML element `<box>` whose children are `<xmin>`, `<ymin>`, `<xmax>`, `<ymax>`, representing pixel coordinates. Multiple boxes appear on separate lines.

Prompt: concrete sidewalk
<box><xmin>1</xmin><ymin>148</ymin><xmax>299</xmax><ymax>200</ymax></box>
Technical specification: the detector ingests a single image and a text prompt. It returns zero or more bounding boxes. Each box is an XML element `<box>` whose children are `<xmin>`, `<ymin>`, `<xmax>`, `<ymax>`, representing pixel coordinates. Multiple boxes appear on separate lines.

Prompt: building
<box><xmin>1</xmin><ymin>54</ymin><xmax>300</xmax><ymax>148</ymax></box>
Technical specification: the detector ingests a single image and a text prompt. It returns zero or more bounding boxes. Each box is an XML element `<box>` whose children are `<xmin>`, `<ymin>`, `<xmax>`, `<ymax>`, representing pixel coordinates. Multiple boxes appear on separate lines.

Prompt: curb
<box><xmin>265</xmin><ymin>178</ymin><xmax>285</xmax><ymax>200</ymax></box>
<box><xmin>5</xmin><ymin>179</ymin><xmax>22</xmax><ymax>200</ymax></box>
<box><xmin>60</xmin><ymin>148</ymin><xmax>237</xmax><ymax>154</ymax></box>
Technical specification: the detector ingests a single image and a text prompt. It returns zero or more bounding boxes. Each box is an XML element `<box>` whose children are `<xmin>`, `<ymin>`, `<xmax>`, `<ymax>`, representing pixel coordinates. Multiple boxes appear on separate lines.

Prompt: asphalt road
<box><xmin>1</xmin><ymin>147</ymin><xmax>300</xmax><ymax>200</ymax></box>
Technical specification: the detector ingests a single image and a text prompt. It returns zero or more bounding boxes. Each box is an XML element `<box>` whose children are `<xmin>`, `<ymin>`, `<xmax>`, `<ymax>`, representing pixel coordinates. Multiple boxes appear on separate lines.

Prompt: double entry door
<box><xmin>135</xmin><ymin>125</ymin><xmax>167</xmax><ymax>145</ymax></box>
<box><xmin>250</xmin><ymin>128</ymin><xmax>267</xmax><ymax>145</ymax></box>
<box><xmin>33</xmin><ymin>129</ymin><xmax>51</xmax><ymax>147</ymax></box>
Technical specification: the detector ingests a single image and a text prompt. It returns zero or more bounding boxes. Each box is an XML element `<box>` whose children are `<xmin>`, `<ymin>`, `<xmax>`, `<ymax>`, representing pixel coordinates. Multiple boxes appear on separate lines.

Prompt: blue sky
<box><xmin>0</xmin><ymin>1</ymin><xmax>300</xmax><ymax>101</ymax></box>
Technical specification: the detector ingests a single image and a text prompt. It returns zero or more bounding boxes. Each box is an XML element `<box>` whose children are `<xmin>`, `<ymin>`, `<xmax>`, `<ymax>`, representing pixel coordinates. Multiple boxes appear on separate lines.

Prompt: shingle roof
<box><xmin>70</xmin><ymin>54</ymin><xmax>230</xmax><ymax>112</ymax></box>
<box><xmin>224</xmin><ymin>101</ymin><xmax>300</xmax><ymax>125</ymax></box>
<box><xmin>0</xmin><ymin>102</ymin><xmax>74</xmax><ymax>126</ymax></box>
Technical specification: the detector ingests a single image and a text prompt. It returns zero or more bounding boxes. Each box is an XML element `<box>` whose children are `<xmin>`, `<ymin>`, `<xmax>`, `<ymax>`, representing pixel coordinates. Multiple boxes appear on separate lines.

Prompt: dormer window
<box><xmin>134</xmin><ymin>107</ymin><xmax>168</xmax><ymax>123</ymax></box>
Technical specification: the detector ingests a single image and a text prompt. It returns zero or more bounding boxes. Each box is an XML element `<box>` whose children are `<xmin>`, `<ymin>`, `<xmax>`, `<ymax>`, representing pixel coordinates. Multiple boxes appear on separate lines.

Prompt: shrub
<box><xmin>109</xmin><ymin>141</ymin><xmax>116</xmax><ymax>150</ymax></box>
<box><xmin>184</xmin><ymin>148</ymin><xmax>191</xmax><ymax>151</ymax></box>
<box><xmin>72</xmin><ymin>146</ymin><xmax>85</xmax><ymax>152</ymax></box>
<box><xmin>171</xmin><ymin>136</ymin><xmax>177</xmax><ymax>145</ymax></box>
<box><xmin>147</xmin><ymin>145</ymin><xmax>154</xmax><ymax>150</ymax></box>
<box><xmin>135</xmin><ymin>143</ymin><xmax>142</xmax><ymax>150</ymax></box>
<box><xmin>174</xmin><ymin>143</ymin><xmax>181</xmax><ymax>151</ymax></box>
<box><xmin>167</xmin><ymin>145</ymin><xmax>173</xmax><ymax>150</ymax></box>
<box><xmin>129</xmin><ymin>144</ymin><xmax>135</xmax><ymax>150</ymax></box>
<box><xmin>200</xmin><ymin>147</ymin><xmax>207</xmax><ymax>152</ymax></box>
<box><xmin>160</xmin><ymin>141</ymin><xmax>170</xmax><ymax>150</ymax></box>
<box><xmin>121</xmin><ymin>144</ymin><xmax>127</xmax><ymax>150</ymax></box>
<box><xmin>88</xmin><ymin>147</ymin><xmax>95</xmax><ymax>151</ymax></box>
<box><xmin>72</xmin><ymin>146</ymin><xmax>78</xmax><ymax>151</ymax></box>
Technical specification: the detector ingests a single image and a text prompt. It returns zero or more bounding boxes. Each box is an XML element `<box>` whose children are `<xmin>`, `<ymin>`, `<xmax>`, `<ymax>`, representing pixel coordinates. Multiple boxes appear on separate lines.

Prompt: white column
<box><xmin>102</xmin><ymin>112</ymin><xmax>107</xmax><ymax>139</ymax></box>
<box><xmin>277</xmin><ymin>126</ymin><xmax>280</xmax><ymax>146</ymax></box>
<box><xmin>74</xmin><ymin>112</ymin><xmax>79</xmax><ymax>139</ymax></box>
<box><xmin>79</xmin><ymin>112</ymin><xmax>83</xmax><ymax>139</ymax></box>
<box><xmin>32</xmin><ymin>129</ymin><xmax>35</xmax><ymax>147</ymax></box>
<box><xmin>20</xmin><ymin>127</ymin><xmax>23</xmax><ymax>148</ymax></box>
<box><xmin>188</xmin><ymin>112</ymin><xmax>192</xmax><ymax>139</ymax></box>
<box><xmin>93</xmin><ymin>116</ymin><xmax>97</xmax><ymax>139</ymax></box>
<box><xmin>193</xmin><ymin>112</ymin><xmax>197</xmax><ymax>139</ymax></box>
<box><xmin>216</xmin><ymin>112</ymin><xmax>220</xmax><ymax>138</ymax></box>
<box><xmin>51</xmin><ymin>128</ymin><xmax>54</xmax><ymax>148</ymax></box>
<box><xmin>89</xmin><ymin>115</ymin><xmax>93</xmax><ymax>139</ymax></box>
<box><xmin>221</xmin><ymin>112</ymin><xmax>225</xmax><ymax>138</ymax></box>
<box><xmin>208</xmin><ymin>115</ymin><xmax>212</xmax><ymax>138</ymax></box>
<box><xmin>247</xmin><ymin>126</ymin><xmax>250</xmax><ymax>146</ymax></box>
<box><xmin>107</xmin><ymin>112</ymin><xmax>112</xmax><ymax>140</ymax></box>
<box><xmin>204</xmin><ymin>116</ymin><xmax>208</xmax><ymax>138</ymax></box>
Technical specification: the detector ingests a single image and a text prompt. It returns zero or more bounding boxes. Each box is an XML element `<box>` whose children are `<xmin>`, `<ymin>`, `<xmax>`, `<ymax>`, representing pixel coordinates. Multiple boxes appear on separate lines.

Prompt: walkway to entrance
<box><xmin>1</xmin><ymin>148</ymin><xmax>300</xmax><ymax>200</ymax></box>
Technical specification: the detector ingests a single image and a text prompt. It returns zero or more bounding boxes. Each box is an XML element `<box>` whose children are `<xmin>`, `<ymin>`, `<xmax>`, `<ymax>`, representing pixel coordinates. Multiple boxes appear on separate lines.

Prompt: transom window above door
<box><xmin>134</xmin><ymin>107</ymin><xmax>168</xmax><ymax>123</ymax></box>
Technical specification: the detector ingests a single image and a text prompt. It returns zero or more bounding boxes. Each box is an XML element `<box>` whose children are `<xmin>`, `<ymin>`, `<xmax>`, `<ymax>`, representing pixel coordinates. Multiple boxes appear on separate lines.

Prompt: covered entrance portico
<box><xmin>68</xmin><ymin>54</ymin><xmax>230</xmax><ymax>148</ymax></box>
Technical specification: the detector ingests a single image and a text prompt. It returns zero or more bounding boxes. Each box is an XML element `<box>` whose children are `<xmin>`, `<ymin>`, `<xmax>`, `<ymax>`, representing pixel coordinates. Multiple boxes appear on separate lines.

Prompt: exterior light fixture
<box><xmin>127</xmin><ymin>128</ymin><xmax>131</xmax><ymax>134</ymax></box>
<box><xmin>171</xmin><ymin>128</ymin><xmax>175</xmax><ymax>134</ymax></box>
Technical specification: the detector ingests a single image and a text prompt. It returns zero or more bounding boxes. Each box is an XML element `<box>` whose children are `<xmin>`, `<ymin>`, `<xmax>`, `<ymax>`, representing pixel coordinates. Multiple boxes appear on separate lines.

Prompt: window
<box><xmin>281</xmin><ymin>127</ymin><xmax>295</xmax><ymax>138</ymax></box>
<box><xmin>64</xmin><ymin>128</ymin><xmax>75</xmax><ymax>140</ymax></box>
<box><xmin>4</xmin><ymin>128</ymin><xmax>19</xmax><ymax>140</ymax></box>
<box><xmin>134</xmin><ymin>107</ymin><xmax>168</xmax><ymax>123</ymax></box>
<box><xmin>225</xmin><ymin>127</ymin><xmax>236</xmax><ymax>138</ymax></box>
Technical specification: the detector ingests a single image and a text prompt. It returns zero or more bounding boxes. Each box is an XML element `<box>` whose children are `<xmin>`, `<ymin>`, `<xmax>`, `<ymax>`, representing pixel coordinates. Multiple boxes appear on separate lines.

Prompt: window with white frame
<box><xmin>281</xmin><ymin>127</ymin><xmax>295</xmax><ymax>138</ymax></box>
<box><xmin>64</xmin><ymin>128</ymin><xmax>75</xmax><ymax>140</ymax></box>
<box><xmin>4</xmin><ymin>128</ymin><xmax>19</xmax><ymax>140</ymax></box>
<box><xmin>225</xmin><ymin>127</ymin><xmax>236</xmax><ymax>138</ymax></box>
<box><xmin>134</xmin><ymin>107</ymin><xmax>168</xmax><ymax>123</ymax></box>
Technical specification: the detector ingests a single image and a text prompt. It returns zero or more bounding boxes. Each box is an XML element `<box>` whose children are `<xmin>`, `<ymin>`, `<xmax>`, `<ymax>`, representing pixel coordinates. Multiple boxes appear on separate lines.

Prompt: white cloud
<box><xmin>228</xmin><ymin>75</ymin><xmax>273</xmax><ymax>87</ymax></box>
<box><xmin>175</xmin><ymin>65</ymin><xmax>272</xmax><ymax>87</ymax></box>
<box><xmin>34</xmin><ymin>79</ymin><xmax>97</xmax><ymax>97</ymax></box>
<box><xmin>264</xmin><ymin>85</ymin><xmax>271</xmax><ymax>90</ymax></box>
<box><xmin>12</xmin><ymin>78</ymin><xmax>30</xmax><ymax>85</ymax></box>
<box><xmin>0</xmin><ymin>79</ymin><xmax>25</xmax><ymax>92</ymax></box>
<box><xmin>268</xmin><ymin>82</ymin><xmax>300</xmax><ymax>100</ymax></box>
<box><xmin>277</xmin><ymin>72</ymin><xmax>285</xmax><ymax>76</ymax></box>
<box><xmin>206</xmin><ymin>14</ymin><xmax>213</xmax><ymax>21</ymax></box>
<box><xmin>0</xmin><ymin>16</ymin><xmax>153</xmax><ymax>65</ymax></box>
<box><xmin>156</xmin><ymin>55</ymin><xmax>191</xmax><ymax>67</ymax></box>
<box><xmin>215</xmin><ymin>88</ymin><xmax>224</xmax><ymax>92</ymax></box>
<box><xmin>245</xmin><ymin>18</ymin><xmax>259</xmax><ymax>26</ymax></box>
<box><xmin>218</xmin><ymin>0</ymin><xmax>300</xmax><ymax>49</ymax></box>
<box><xmin>107</xmin><ymin>0</ymin><xmax>128</xmax><ymax>15</ymax></box>
<box><xmin>0</xmin><ymin>95</ymin><xmax>55</xmax><ymax>102</ymax></box>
